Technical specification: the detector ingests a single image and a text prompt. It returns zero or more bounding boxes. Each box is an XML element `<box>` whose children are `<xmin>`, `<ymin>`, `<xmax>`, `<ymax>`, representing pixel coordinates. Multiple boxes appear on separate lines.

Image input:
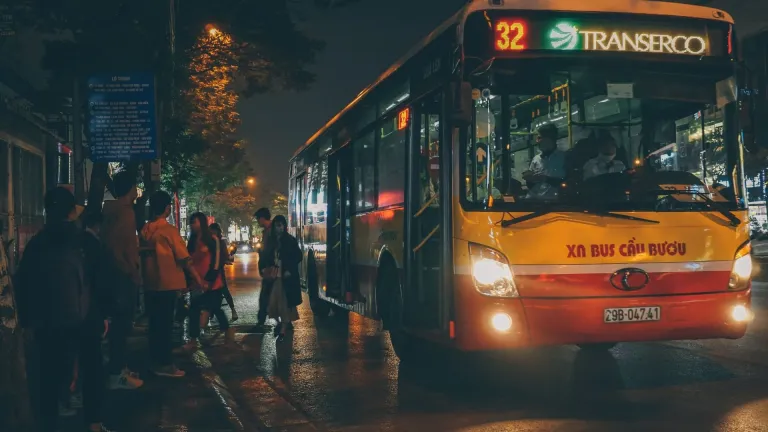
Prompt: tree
<box><xmin>14</xmin><ymin>0</ymin><xmax>337</xmax><ymax>213</ymax></box>
<box><xmin>185</xmin><ymin>27</ymin><xmax>240</xmax><ymax>145</ymax></box>
<box><xmin>209</xmin><ymin>186</ymin><xmax>260</xmax><ymax>234</ymax></box>
<box><xmin>268</xmin><ymin>191</ymin><xmax>289</xmax><ymax>219</ymax></box>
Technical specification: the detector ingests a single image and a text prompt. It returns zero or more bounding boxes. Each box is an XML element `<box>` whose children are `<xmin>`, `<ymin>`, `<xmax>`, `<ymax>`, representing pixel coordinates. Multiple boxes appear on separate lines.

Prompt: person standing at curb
<box><xmin>141</xmin><ymin>191</ymin><xmax>205</xmax><ymax>378</ymax></box>
<box><xmin>101</xmin><ymin>171</ymin><xmax>144</xmax><ymax>390</ymax></box>
<box><xmin>15</xmin><ymin>187</ymin><xmax>111</xmax><ymax>432</ymax></box>
<box><xmin>254</xmin><ymin>208</ymin><xmax>274</xmax><ymax>331</ymax></box>
<box><xmin>184</xmin><ymin>213</ymin><xmax>231</xmax><ymax>350</ymax></box>
<box><xmin>209</xmin><ymin>223</ymin><xmax>238</xmax><ymax>322</ymax></box>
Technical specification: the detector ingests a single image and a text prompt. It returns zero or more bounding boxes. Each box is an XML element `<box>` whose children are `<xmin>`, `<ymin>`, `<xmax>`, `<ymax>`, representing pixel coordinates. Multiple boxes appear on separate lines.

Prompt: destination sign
<box><xmin>491</xmin><ymin>15</ymin><xmax>728</xmax><ymax>57</ymax></box>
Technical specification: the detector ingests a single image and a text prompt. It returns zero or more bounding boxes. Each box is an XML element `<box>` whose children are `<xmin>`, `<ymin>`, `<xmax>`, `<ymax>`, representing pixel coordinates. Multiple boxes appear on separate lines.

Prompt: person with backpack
<box><xmin>15</xmin><ymin>187</ymin><xmax>112</xmax><ymax>432</ymax></box>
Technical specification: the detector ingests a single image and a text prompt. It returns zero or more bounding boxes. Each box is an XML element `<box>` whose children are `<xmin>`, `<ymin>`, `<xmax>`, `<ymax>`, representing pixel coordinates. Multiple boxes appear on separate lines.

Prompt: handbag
<box><xmin>263</xmin><ymin>265</ymin><xmax>279</xmax><ymax>280</ymax></box>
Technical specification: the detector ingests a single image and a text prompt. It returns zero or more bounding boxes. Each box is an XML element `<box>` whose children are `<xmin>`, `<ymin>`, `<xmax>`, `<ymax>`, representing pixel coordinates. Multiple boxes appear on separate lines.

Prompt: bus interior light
<box><xmin>469</xmin><ymin>243</ymin><xmax>518</xmax><ymax>297</ymax></box>
<box><xmin>729</xmin><ymin>243</ymin><xmax>752</xmax><ymax>290</ymax></box>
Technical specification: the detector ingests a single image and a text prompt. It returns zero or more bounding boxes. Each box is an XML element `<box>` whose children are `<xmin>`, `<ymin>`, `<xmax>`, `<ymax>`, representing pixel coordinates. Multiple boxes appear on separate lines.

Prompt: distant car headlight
<box><xmin>729</xmin><ymin>242</ymin><xmax>752</xmax><ymax>290</ymax></box>
<box><xmin>469</xmin><ymin>243</ymin><xmax>518</xmax><ymax>297</ymax></box>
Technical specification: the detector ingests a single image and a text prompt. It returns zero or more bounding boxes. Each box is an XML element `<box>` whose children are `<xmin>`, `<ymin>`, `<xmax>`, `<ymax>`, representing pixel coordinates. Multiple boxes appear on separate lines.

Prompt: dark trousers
<box><xmin>80</xmin><ymin>320</ymin><xmax>105</xmax><ymax>425</ymax></box>
<box><xmin>189</xmin><ymin>290</ymin><xmax>229</xmax><ymax>338</ymax></box>
<box><xmin>257</xmin><ymin>279</ymin><xmax>274</xmax><ymax>325</ymax></box>
<box><xmin>37</xmin><ymin>322</ymin><xmax>104</xmax><ymax>431</ymax></box>
<box><xmin>107</xmin><ymin>278</ymin><xmax>137</xmax><ymax>375</ymax></box>
<box><xmin>146</xmin><ymin>290</ymin><xmax>179</xmax><ymax>367</ymax></box>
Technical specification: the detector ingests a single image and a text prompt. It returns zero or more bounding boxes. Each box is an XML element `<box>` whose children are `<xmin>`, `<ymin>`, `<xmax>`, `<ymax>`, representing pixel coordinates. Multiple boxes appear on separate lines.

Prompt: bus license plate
<box><xmin>604</xmin><ymin>307</ymin><xmax>661</xmax><ymax>323</ymax></box>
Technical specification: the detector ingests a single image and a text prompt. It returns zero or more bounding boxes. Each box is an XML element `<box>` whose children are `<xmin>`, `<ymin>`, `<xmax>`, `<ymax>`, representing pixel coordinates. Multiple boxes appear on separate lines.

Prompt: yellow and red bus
<box><xmin>288</xmin><ymin>0</ymin><xmax>754</xmax><ymax>358</ymax></box>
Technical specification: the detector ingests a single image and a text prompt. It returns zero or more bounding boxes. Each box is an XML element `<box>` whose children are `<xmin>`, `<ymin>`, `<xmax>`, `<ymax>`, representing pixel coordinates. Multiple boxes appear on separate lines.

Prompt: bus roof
<box><xmin>293</xmin><ymin>0</ymin><xmax>733</xmax><ymax>160</ymax></box>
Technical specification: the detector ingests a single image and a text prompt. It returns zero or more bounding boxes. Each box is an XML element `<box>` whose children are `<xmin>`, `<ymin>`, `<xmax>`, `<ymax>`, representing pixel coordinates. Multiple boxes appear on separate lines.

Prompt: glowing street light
<box><xmin>205</xmin><ymin>24</ymin><xmax>220</xmax><ymax>36</ymax></box>
<box><xmin>246</xmin><ymin>177</ymin><xmax>256</xmax><ymax>186</ymax></box>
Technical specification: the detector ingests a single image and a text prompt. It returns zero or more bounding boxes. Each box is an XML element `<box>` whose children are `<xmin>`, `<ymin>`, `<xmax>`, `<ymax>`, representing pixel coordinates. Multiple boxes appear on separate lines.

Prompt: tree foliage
<box><xmin>210</xmin><ymin>186</ymin><xmax>260</xmax><ymax>229</ymax></box>
<box><xmin>268</xmin><ymin>191</ymin><xmax>289</xmax><ymax>219</ymax></box>
<box><xmin>8</xmin><ymin>0</ymin><xmax>360</xmax><ymax>224</ymax></box>
<box><xmin>185</xmin><ymin>28</ymin><xmax>240</xmax><ymax>145</ymax></box>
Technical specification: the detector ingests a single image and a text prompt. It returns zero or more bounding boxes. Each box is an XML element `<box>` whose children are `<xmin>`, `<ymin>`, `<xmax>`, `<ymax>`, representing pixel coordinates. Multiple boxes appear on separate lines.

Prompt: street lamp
<box><xmin>246</xmin><ymin>177</ymin><xmax>256</xmax><ymax>186</ymax></box>
<box><xmin>205</xmin><ymin>24</ymin><xmax>220</xmax><ymax>36</ymax></box>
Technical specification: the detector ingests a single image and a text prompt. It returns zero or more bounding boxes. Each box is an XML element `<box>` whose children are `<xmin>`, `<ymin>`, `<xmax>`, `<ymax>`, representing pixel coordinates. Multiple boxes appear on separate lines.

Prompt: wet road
<box><xmin>207</xmin><ymin>253</ymin><xmax>768</xmax><ymax>431</ymax></box>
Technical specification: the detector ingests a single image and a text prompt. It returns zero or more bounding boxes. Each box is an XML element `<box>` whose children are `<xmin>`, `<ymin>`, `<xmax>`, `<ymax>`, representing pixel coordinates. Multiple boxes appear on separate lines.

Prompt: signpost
<box><xmin>87</xmin><ymin>73</ymin><xmax>158</xmax><ymax>162</ymax></box>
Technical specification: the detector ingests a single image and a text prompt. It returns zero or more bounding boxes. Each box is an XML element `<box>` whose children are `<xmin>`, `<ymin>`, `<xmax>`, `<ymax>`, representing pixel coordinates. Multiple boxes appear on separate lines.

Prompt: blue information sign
<box><xmin>87</xmin><ymin>73</ymin><xmax>158</xmax><ymax>161</ymax></box>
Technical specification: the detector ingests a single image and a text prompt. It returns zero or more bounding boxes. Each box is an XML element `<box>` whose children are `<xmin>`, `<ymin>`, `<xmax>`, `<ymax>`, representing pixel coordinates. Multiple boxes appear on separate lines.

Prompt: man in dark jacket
<box><xmin>101</xmin><ymin>171</ymin><xmax>144</xmax><ymax>389</ymax></box>
<box><xmin>15</xmin><ymin>187</ymin><xmax>109</xmax><ymax>432</ymax></box>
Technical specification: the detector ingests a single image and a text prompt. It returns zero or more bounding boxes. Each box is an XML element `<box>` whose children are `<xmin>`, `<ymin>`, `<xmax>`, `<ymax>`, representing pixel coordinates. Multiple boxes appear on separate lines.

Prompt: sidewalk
<box><xmin>54</xmin><ymin>324</ymin><xmax>244</xmax><ymax>432</ymax></box>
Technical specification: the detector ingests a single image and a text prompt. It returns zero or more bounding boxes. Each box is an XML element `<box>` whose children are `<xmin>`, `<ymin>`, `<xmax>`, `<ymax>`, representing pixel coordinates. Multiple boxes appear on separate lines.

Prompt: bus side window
<box><xmin>378</xmin><ymin>116</ymin><xmax>407</xmax><ymax>207</ymax></box>
<box><xmin>353</xmin><ymin>132</ymin><xmax>376</xmax><ymax>211</ymax></box>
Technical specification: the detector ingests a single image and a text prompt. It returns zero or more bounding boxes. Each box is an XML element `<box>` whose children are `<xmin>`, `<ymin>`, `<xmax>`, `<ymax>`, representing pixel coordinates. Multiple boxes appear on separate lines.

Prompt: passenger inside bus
<box><xmin>582</xmin><ymin>131</ymin><xmax>627</xmax><ymax>180</ymax></box>
<box><xmin>466</xmin><ymin>67</ymin><xmax>740</xmax><ymax>210</ymax></box>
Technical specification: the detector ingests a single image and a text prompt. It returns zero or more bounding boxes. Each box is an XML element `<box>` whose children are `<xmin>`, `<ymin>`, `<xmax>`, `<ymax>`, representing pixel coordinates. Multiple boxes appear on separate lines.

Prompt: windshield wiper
<box><xmin>652</xmin><ymin>190</ymin><xmax>741</xmax><ymax>227</ymax></box>
<box><xmin>500</xmin><ymin>207</ymin><xmax>659</xmax><ymax>227</ymax></box>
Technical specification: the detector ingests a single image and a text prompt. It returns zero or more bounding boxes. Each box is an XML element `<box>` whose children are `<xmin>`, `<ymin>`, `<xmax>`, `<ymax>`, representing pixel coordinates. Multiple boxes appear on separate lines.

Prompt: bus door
<box><xmin>405</xmin><ymin>92</ymin><xmax>444</xmax><ymax>330</ymax></box>
<box><xmin>327</xmin><ymin>145</ymin><xmax>353</xmax><ymax>300</ymax></box>
<box><xmin>294</xmin><ymin>173</ymin><xmax>306</xmax><ymax>279</ymax></box>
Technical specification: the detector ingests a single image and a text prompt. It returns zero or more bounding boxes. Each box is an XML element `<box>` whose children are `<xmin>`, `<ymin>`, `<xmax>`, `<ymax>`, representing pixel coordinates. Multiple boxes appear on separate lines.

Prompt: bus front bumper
<box><xmin>453</xmin><ymin>278</ymin><xmax>751</xmax><ymax>351</ymax></box>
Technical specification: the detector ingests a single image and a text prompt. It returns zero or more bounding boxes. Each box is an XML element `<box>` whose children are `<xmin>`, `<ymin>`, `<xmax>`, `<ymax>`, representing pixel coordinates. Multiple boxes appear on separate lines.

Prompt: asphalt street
<box><xmin>200</xmin><ymin>252</ymin><xmax>768</xmax><ymax>432</ymax></box>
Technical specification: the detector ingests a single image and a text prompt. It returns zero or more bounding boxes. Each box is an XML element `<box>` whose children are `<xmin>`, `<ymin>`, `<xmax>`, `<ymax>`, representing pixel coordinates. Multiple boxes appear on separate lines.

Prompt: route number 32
<box><xmin>495</xmin><ymin>20</ymin><xmax>526</xmax><ymax>51</ymax></box>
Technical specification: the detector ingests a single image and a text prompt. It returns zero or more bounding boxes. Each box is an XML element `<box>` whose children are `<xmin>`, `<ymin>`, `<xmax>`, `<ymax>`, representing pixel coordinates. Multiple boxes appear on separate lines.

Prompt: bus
<box><xmin>288</xmin><ymin>0</ymin><xmax>754</xmax><ymax>358</ymax></box>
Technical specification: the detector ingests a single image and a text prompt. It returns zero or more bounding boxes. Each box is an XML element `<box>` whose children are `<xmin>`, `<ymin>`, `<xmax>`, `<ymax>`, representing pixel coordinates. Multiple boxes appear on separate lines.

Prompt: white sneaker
<box><xmin>123</xmin><ymin>367</ymin><xmax>141</xmax><ymax>379</ymax></box>
<box><xmin>108</xmin><ymin>371</ymin><xmax>144</xmax><ymax>390</ymax></box>
<box><xmin>152</xmin><ymin>365</ymin><xmax>186</xmax><ymax>378</ymax></box>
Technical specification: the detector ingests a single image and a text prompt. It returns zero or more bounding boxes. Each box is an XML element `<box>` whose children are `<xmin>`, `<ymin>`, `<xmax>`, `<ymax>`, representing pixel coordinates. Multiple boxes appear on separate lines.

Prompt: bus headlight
<box><xmin>729</xmin><ymin>243</ymin><xmax>752</xmax><ymax>290</ymax></box>
<box><xmin>469</xmin><ymin>244</ymin><xmax>518</xmax><ymax>297</ymax></box>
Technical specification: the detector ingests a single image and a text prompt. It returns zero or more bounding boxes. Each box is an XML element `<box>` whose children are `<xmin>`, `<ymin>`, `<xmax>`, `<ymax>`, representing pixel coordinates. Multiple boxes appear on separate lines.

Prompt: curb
<box><xmin>190</xmin><ymin>348</ymin><xmax>263</xmax><ymax>431</ymax></box>
<box><xmin>194</xmin><ymin>340</ymin><xmax>321</xmax><ymax>432</ymax></box>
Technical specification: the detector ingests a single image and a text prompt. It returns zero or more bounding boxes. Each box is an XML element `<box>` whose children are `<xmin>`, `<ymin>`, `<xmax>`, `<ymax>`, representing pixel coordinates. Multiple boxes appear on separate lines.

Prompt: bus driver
<box><xmin>522</xmin><ymin>123</ymin><xmax>566</xmax><ymax>199</ymax></box>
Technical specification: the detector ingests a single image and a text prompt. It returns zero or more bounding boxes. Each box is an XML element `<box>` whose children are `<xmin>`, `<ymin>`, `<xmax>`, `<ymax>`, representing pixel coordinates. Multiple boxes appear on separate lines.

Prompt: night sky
<box><xmin>239</xmin><ymin>0</ymin><xmax>465</xmax><ymax>193</ymax></box>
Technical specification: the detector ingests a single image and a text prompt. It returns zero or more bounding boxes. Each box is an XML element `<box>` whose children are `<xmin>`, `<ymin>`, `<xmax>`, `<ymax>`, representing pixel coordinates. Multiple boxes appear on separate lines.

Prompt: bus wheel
<box><xmin>577</xmin><ymin>343</ymin><xmax>617</xmax><ymax>351</ymax></box>
<box><xmin>307</xmin><ymin>261</ymin><xmax>331</xmax><ymax>318</ymax></box>
<box><xmin>380</xmin><ymin>265</ymin><xmax>415</xmax><ymax>361</ymax></box>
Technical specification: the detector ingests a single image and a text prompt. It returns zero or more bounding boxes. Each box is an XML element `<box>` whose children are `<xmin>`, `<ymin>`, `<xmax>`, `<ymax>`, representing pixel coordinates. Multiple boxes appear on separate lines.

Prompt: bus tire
<box><xmin>577</xmin><ymin>343</ymin><xmax>617</xmax><ymax>351</ymax></box>
<box><xmin>307</xmin><ymin>259</ymin><xmax>331</xmax><ymax>318</ymax></box>
<box><xmin>378</xmin><ymin>260</ymin><xmax>415</xmax><ymax>361</ymax></box>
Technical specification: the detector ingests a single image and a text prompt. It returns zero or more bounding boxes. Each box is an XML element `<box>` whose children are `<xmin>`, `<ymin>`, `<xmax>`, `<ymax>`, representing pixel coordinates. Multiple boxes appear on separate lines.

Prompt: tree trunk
<box><xmin>0</xmin><ymin>234</ymin><xmax>34</xmax><ymax>431</ymax></box>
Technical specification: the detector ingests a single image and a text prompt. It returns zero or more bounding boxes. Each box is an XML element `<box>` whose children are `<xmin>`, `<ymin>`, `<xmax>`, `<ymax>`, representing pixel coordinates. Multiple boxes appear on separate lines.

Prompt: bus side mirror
<box><xmin>450</xmin><ymin>81</ymin><xmax>473</xmax><ymax>126</ymax></box>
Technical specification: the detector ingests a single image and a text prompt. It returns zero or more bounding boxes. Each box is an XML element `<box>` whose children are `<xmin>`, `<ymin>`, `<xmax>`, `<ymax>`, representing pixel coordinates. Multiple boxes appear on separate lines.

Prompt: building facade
<box><xmin>0</xmin><ymin>68</ymin><xmax>69</xmax><ymax>267</ymax></box>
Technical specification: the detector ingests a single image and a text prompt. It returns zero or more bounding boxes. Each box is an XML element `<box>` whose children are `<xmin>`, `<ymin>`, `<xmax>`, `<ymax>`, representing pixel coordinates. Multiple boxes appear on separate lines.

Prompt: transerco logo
<box><xmin>547</xmin><ymin>22</ymin><xmax>708</xmax><ymax>56</ymax></box>
<box><xmin>549</xmin><ymin>23</ymin><xmax>580</xmax><ymax>50</ymax></box>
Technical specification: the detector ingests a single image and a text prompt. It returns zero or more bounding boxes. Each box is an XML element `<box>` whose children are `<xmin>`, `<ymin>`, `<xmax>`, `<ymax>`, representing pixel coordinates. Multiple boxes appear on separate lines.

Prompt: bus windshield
<box><xmin>463</xmin><ymin>63</ymin><xmax>743</xmax><ymax>213</ymax></box>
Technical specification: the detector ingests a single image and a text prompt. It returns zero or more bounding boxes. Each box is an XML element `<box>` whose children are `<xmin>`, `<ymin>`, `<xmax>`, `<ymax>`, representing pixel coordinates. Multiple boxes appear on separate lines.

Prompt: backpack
<box><xmin>17</xmin><ymin>226</ymin><xmax>89</xmax><ymax>328</ymax></box>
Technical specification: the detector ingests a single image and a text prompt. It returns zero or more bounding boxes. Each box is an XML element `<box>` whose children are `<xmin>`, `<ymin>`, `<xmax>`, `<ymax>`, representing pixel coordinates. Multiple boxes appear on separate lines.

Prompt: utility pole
<box><xmin>72</xmin><ymin>78</ymin><xmax>85</xmax><ymax>204</ymax></box>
